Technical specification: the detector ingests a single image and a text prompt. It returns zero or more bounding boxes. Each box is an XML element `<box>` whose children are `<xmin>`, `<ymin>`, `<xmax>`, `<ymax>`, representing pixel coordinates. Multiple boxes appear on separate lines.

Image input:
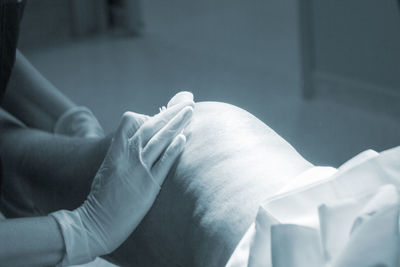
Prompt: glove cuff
<box><xmin>50</xmin><ymin>209</ymin><xmax>95</xmax><ymax>266</ymax></box>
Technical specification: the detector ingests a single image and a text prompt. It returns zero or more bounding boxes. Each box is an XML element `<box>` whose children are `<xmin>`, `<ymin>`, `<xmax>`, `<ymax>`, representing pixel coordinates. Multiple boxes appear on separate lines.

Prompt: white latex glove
<box><xmin>167</xmin><ymin>91</ymin><xmax>194</xmax><ymax>108</ymax></box>
<box><xmin>51</xmin><ymin>99</ymin><xmax>194</xmax><ymax>266</ymax></box>
<box><xmin>54</xmin><ymin>106</ymin><xmax>105</xmax><ymax>138</ymax></box>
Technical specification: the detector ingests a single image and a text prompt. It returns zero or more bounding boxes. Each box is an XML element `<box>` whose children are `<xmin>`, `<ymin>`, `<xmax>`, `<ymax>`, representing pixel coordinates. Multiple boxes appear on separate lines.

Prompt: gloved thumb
<box><xmin>167</xmin><ymin>91</ymin><xmax>194</xmax><ymax>108</ymax></box>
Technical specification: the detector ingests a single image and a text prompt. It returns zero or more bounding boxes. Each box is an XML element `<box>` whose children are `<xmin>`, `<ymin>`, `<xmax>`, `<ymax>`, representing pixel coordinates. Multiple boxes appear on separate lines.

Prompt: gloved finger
<box><xmin>151</xmin><ymin>133</ymin><xmax>186</xmax><ymax>185</ymax></box>
<box><xmin>142</xmin><ymin>106</ymin><xmax>193</xmax><ymax>167</ymax></box>
<box><xmin>134</xmin><ymin>100</ymin><xmax>194</xmax><ymax>146</ymax></box>
<box><xmin>167</xmin><ymin>91</ymin><xmax>194</xmax><ymax>108</ymax></box>
<box><xmin>116</xmin><ymin>111</ymin><xmax>149</xmax><ymax>143</ymax></box>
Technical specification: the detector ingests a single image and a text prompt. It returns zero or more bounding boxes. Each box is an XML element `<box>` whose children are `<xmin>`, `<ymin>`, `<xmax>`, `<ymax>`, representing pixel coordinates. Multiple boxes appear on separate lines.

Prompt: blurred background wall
<box><xmin>17</xmin><ymin>0</ymin><xmax>400</xmax><ymax>167</ymax></box>
<box><xmin>312</xmin><ymin>1</ymin><xmax>400</xmax><ymax>93</ymax></box>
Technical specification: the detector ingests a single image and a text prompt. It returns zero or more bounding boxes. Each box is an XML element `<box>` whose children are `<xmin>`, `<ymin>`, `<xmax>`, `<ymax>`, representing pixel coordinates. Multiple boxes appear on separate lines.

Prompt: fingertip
<box><xmin>182</xmin><ymin>105</ymin><xmax>194</xmax><ymax>116</ymax></box>
<box><xmin>177</xmin><ymin>133</ymin><xmax>186</xmax><ymax>145</ymax></box>
<box><xmin>178</xmin><ymin>100</ymin><xmax>195</xmax><ymax>109</ymax></box>
<box><xmin>178</xmin><ymin>107</ymin><xmax>194</xmax><ymax>127</ymax></box>
<box><xmin>171</xmin><ymin>133</ymin><xmax>186</xmax><ymax>154</ymax></box>
<box><xmin>167</xmin><ymin>91</ymin><xmax>194</xmax><ymax>108</ymax></box>
<box><xmin>176</xmin><ymin>134</ymin><xmax>187</xmax><ymax>154</ymax></box>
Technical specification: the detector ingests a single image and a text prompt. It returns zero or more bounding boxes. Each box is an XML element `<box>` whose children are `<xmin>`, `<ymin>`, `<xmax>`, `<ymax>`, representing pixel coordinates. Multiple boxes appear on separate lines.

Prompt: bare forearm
<box><xmin>2</xmin><ymin>50</ymin><xmax>75</xmax><ymax>131</ymax></box>
<box><xmin>0</xmin><ymin>216</ymin><xmax>64</xmax><ymax>266</ymax></box>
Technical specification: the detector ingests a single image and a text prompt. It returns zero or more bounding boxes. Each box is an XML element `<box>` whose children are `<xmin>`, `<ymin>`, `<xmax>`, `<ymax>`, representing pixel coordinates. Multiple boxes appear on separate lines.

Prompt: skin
<box><xmin>106</xmin><ymin>102</ymin><xmax>313</xmax><ymax>267</ymax></box>
<box><xmin>0</xmin><ymin>101</ymin><xmax>312</xmax><ymax>266</ymax></box>
<box><xmin>2</xmin><ymin>51</ymin><xmax>76</xmax><ymax>132</ymax></box>
<box><xmin>0</xmin><ymin>216</ymin><xmax>64</xmax><ymax>266</ymax></box>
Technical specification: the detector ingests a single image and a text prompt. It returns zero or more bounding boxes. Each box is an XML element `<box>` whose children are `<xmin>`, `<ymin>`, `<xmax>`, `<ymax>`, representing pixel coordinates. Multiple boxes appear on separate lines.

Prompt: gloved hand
<box><xmin>51</xmin><ymin>98</ymin><xmax>194</xmax><ymax>266</ymax></box>
<box><xmin>54</xmin><ymin>106</ymin><xmax>105</xmax><ymax>138</ymax></box>
<box><xmin>167</xmin><ymin>91</ymin><xmax>194</xmax><ymax>108</ymax></box>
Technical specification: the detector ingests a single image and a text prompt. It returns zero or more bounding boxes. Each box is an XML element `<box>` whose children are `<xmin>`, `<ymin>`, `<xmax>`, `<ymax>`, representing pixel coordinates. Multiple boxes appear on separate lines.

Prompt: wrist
<box><xmin>50</xmin><ymin>209</ymin><xmax>95</xmax><ymax>266</ymax></box>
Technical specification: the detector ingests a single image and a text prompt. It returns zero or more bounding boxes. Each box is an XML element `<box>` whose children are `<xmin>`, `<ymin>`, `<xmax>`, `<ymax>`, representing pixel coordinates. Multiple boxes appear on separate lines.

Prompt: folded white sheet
<box><xmin>226</xmin><ymin>146</ymin><xmax>400</xmax><ymax>267</ymax></box>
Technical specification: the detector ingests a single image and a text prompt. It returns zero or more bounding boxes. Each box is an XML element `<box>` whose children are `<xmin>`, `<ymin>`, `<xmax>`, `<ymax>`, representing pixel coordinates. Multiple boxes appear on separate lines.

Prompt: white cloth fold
<box><xmin>226</xmin><ymin>146</ymin><xmax>400</xmax><ymax>267</ymax></box>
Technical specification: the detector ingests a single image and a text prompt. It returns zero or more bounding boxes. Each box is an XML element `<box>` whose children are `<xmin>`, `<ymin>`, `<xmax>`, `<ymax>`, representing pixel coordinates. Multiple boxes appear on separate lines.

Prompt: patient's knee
<box><xmin>115</xmin><ymin>101</ymin><xmax>313</xmax><ymax>266</ymax></box>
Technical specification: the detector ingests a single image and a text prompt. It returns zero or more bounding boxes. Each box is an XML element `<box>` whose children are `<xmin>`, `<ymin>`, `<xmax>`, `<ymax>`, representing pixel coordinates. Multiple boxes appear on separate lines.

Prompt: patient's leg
<box><xmin>106</xmin><ymin>102</ymin><xmax>313</xmax><ymax>267</ymax></box>
<box><xmin>1</xmin><ymin>102</ymin><xmax>312</xmax><ymax>266</ymax></box>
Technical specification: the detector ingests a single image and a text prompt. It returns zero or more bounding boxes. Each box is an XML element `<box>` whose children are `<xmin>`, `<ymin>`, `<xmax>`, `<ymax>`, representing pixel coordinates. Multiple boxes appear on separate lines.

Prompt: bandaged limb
<box><xmin>105</xmin><ymin>101</ymin><xmax>313</xmax><ymax>267</ymax></box>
